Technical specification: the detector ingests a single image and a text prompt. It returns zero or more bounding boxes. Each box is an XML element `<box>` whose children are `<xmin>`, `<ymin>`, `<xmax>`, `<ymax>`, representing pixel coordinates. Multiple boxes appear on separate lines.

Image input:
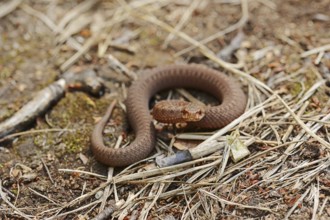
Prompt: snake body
<box><xmin>91</xmin><ymin>64</ymin><xmax>247</xmax><ymax>167</ymax></box>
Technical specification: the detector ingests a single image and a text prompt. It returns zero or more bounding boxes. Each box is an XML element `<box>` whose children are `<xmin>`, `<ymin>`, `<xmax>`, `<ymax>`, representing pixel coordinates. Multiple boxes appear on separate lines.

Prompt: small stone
<box><xmin>95</xmin><ymin>190</ymin><xmax>104</xmax><ymax>199</ymax></box>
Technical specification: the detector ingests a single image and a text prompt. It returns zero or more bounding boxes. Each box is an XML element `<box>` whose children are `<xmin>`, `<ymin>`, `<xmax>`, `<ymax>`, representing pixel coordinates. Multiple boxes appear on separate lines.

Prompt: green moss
<box><xmin>287</xmin><ymin>82</ymin><xmax>303</xmax><ymax>97</ymax></box>
<box><xmin>62</xmin><ymin>129</ymin><xmax>89</xmax><ymax>153</ymax></box>
<box><xmin>287</xmin><ymin>67</ymin><xmax>318</xmax><ymax>97</ymax></box>
<box><xmin>33</xmin><ymin>133</ymin><xmax>55</xmax><ymax>148</ymax></box>
<box><xmin>304</xmin><ymin>68</ymin><xmax>318</xmax><ymax>89</ymax></box>
<box><xmin>34</xmin><ymin>92</ymin><xmax>114</xmax><ymax>154</ymax></box>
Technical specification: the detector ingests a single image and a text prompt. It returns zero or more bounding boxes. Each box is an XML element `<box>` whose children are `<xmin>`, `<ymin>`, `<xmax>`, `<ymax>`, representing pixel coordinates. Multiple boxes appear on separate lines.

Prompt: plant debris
<box><xmin>0</xmin><ymin>0</ymin><xmax>330</xmax><ymax>219</ymax></box>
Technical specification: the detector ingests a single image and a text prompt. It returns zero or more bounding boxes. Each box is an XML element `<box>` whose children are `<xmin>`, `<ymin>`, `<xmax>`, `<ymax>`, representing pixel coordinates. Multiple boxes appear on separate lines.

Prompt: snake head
<box><xmin>181</xmin><ymin>103</ymin><xmax>205</xmax><ymax>122</ymax></box>
<box><xmin>152</xmin><ymin>100</ymin><xmax>205</xmax><ymax>124</ymax></box>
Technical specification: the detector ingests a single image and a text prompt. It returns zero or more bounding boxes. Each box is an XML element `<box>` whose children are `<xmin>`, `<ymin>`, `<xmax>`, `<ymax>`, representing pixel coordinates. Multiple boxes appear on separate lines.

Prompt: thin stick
<box><xmin>284</xmin><ymin>187</ymin><xmax>310</xmax><ymax>220</ymax></box>
<box><xmin>137</xmin><ymin>13</ymin><xmax>330</xmax><ymax>150</ymax></box>
<box><xmin>0</xmin><ymin>0</ymin><xmax>23</xmax><ymax>18</ymax></box>
<box><xmin>0</xmin><ymin>128</ymin><xmax>74</xmax><ymax>143</ymax></box>
<box><xmin>28</xmin><ymin>187</ymin><xmax>59</xmax><ymax>205</ymax></box>
<box><xmin>162</xmin><ymin>0</ymin><xmax>201</xmax><ymax>48</ymax></box>
<box><xmin>199</xmin><ymin>189</ymin><xmax>274</xmax><ymax>213</ymax></box>
<box><xmin>0</xmin><ymin>181</ymin><xmax>33</xmax><ymax>220</ymax></box>
<box><xmin>58</xmin><ymin>169</ymin><xmax>107</xmax><ymax>179</ymax></box>
<box><xmin>301</xmin><ymin>44</ymin><xmax>330</xmax><ymax>57</ymax></box>
<box><xmin>175</xmin><ymin>0</ymin><xmax>249</xmax><ymax>56</ymax></box>
<box><xmin>41</xmin><ymin>158</ymin><xmax>55</xmax><ymax>184</ymax></box>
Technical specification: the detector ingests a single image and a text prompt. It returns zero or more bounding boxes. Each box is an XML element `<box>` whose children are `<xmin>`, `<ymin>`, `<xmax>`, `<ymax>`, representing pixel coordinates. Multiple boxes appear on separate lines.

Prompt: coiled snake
<box><xmin>91</xmin><ymin>64</ymin><xmax>246</xmax><ymax>167</ymax></box>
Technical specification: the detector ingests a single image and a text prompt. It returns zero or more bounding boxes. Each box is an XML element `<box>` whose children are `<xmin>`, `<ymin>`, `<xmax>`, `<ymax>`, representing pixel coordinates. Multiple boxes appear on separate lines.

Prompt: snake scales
<box><xmin>91</xmin><ymin>64</ymin><xmax>247</xmax><ymax>167</ymax></box>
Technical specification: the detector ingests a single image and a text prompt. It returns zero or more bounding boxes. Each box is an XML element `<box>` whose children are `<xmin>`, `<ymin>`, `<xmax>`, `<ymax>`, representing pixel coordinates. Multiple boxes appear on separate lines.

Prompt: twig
<box><xmin>107</xmin><ymin>54</ymin><xmax>137</xmax><ymax>80</ymax></box>
<box><xmin>284</xmin><ymin>187</ymin><xmax>310</xmax><ymax>220</ymax></box>
<box><xmin>48</xmin><ymin>200</ymin><xmax>101</xmax><ymax>220</ymax></box>
<box><xmin>20</xmin><ymin>4</ymin><xmax>59</xmax><ymax>32</ymax></box>
<box><xmin>0</xmin><ymin>79</ymin><xmax>66</xmax><ymax>140</ymax></box>
<box><xmin>301</xmin><ymin>44</ymin><xmax>330</xmax><ymax>58</ymax></box>
<box><xmin>318</xmin><ymin>197</ymin><xmax>328</xmax><ymax>216</ymax></box>
<box><xmin>98</xmin><ymin>135</ymin><xmax>122</xmax><ymax>214</ymax></box>
<box><xmin>57</xmin><ymin>0</ymin><xmax>100</xmax><ymax>31</ymax></box>
<box><xmin>0</xmin><ymin>128</ymin><xmax>74</xmax><ymax>143</ymax></box>
<box><xmin>0</xmin><ymin>180</ymin><xmax>33</xmax><ymax>220</ymax></box>
<box><xmin>175</xmin><ymin>0</ymin><xmax>249</xmax><ymax>56</ymax></box>
<box><xmin>28</xmin><ymin>187</ymin><xmax>59</xmax><ymax>205</ymax></box>
<box><xmin>58</xmin><ymin>169</ymin><xmax>107</xmax><ymax>179</ymax></box>
<box><xmin>136</xmin><ymin>12</ymin><xmax>330</xmax><ymax>151</ymax></box>
<box><xmin>199</xmin><ymin>189</ymin><xmax>274</xmax><ymax>213</ymax></box>
<box><xmin>91</xmin><ymin>205</ymin><xmax>116</xmax><ymax>220</ymax></box>
<box><xmin>0</xmin><ymin>0</ymin><xmax>23</xmax><ymax>18</ymax></box>
<box><xmin>162</xmin><ymin>0</ymin><xmax>201</xmax><ymax>49</ymax></box>
<box><xmin>312</xmin><ymin>182</ymin><xmax>319</xmax><ymax>220</ymax></box>
<box><xmin>156</xmin><ymin>95</ymin><xmax>275</xmax><ymax>167</ymax></box>
<box><xmin>140</xmin><ymin>183</ymin><xmax>165</xmax><ymax>219</ymax></box>
<box><xmin>41</xmin><ymin>158</ymin><xmax>55</xmax><ymax>184</ymax></box>
<box><xmin>60</xmin><ymin>35</ymin><xmax>100</xmax><ymax>71</ymax></box>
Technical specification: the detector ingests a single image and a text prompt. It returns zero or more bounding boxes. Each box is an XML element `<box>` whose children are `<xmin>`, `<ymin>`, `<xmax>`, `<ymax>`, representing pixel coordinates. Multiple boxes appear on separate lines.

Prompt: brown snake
<box><xmin>91</xmin><ymin>64</ymin><xmax>247</xmax><ymax>167</ymax></box>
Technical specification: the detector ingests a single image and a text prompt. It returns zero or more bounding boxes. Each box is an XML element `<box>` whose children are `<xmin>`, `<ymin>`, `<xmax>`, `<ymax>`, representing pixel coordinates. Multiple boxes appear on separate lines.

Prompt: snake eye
<box><xmin>196</xmin><ymin>110</ymin><xmax>205</xmax><ymax>119</ymax></box>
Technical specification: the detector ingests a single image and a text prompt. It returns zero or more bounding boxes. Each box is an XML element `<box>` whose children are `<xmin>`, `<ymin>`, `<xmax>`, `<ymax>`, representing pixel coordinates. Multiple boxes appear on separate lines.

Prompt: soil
<box><xmin>0</xmin><ymin>0</ymin><xmax>329</xmax><ymax>219</ymax></box>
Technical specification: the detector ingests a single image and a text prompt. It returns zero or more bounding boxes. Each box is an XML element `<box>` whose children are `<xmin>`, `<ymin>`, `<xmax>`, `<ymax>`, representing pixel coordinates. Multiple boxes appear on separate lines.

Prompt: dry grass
<box><xmin>1</xmin><ymin>0</ymin><xmax>330</xmax><ymax>219</ymax></box>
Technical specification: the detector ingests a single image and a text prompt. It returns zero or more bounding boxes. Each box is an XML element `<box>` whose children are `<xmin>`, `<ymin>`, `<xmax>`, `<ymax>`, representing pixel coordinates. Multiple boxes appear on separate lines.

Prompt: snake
<box><xmin>91</xmin><ymin>64</ymin><xmax>247</xmax><ymax>167</ymax></box>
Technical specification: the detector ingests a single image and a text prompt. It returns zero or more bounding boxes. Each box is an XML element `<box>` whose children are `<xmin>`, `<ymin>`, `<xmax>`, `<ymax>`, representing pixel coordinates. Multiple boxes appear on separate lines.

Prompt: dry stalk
<box><xmin>284</xmin><ymin>187</ymin><xmax>310</xmax><ymax>219</ymax></box>
<box><xmin>4</xmin><ymin>1</ymin><xmax>329</xmax><ymax>219</ymax></box>
<box><xmin>0</xmin><ymin>0</ymin><xmax>23</xmax><ymax>18</ymax></box>
<box><xmin>162</xmin><ymin>0</ymin><xmax>202</xmax><ymax>49</ymax></box>
<box><xmin>175</xmin><ymin>0</ymin><xmax>249</xmax><ymax>56</ymax></box>
<box><xmin>0</xmin><ymin>181</ymin><xmax>33</xmax><ymax>220</ymax></box>
<box><xmin>301</xmin><ymin>44</ymin><xmax>330</xmax><ymax>58</ymax></box>
<box><xmin>199</xmin><ymin>189</ymin><xmax>274</xmax><ymax>213</ymax></box>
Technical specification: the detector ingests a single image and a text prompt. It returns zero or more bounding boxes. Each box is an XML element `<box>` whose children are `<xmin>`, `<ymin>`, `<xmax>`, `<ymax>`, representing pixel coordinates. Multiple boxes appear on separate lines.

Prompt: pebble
<box><xmin>95</xmin><ymin>190</ymin><xmax>104</xmax><ymax>199</ymax></box>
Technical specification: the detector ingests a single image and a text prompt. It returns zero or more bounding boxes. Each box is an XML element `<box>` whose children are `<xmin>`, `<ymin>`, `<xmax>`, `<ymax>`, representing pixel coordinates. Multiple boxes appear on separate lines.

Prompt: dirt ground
<box><xmin>0</xmin><ymin>0</ymin><xmax>330</xmax><ymax>219</ymax></box>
